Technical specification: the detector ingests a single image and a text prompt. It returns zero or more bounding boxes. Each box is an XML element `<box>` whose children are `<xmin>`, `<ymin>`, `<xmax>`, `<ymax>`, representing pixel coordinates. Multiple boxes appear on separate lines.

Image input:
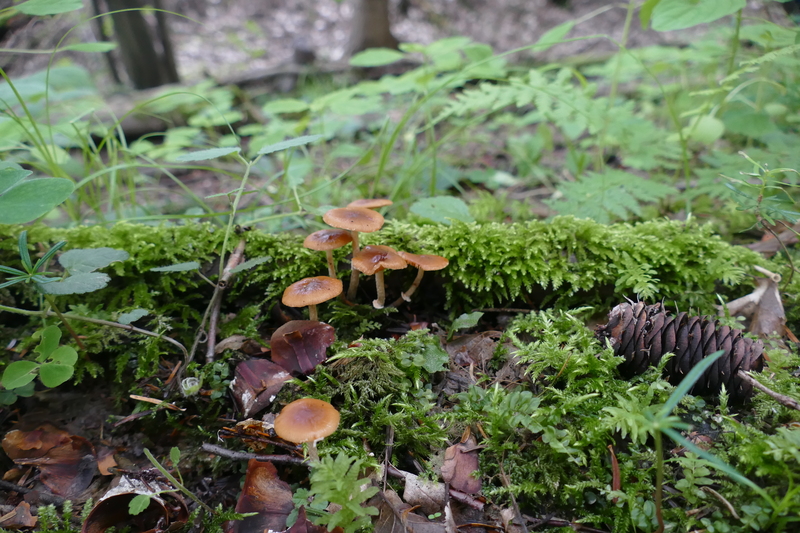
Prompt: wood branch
<box><xmin>739</xmin><ymin>370</ymin><xmax>800</xmax><ymax>411</ymax></box>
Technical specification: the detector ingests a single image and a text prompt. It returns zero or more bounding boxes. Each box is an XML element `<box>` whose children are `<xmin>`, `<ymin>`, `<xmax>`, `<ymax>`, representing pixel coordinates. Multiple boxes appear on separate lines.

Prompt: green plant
<box><xmin>304</xmin><ymin>453</ymin><xmax>379</xmax><ymax>533</ymax></box>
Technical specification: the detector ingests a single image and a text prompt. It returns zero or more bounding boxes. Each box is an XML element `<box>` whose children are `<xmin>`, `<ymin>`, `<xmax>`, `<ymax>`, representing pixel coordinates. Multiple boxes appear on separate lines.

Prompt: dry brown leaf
<box><xmin>2</xmin><ymin>424</ymin><xmax>71</xmax><ymax>461</ymax></box>
<box><xmin>723</xmin><ymin>272</ymin><xmax>786</xmax><ymax>338</ymax></box>
<box><xmin>403</xmin><ymin>473</ymin><xmax>446</xmax><ymax>516</ymax></box>
<box><xmin>440</xmin><ymin>435</ymin><xmax>481</xmax><ymax>495</ymax></box>
<box><xmin>231</xmin><ymin>459</ymin><xmax>294</xmax><ymax>533</ymax></box>
<box><xmin>445</xmin><ymin>332</ymin><xmax>500</xmax><ymax>367</ymax></box>
<box><xmin>373</xmin><ymin>490</ymin><xmax>447</xmax><ymax>533</ymax></box>
<box><xmin>0</xmin><ymin>502</ymin><xmax>37</xmax><ymax>530</ymax></box>
<box><xmin>230</xmin><ymin>359</ymin><xmax>292</xmax><ymax>417</ymax></box>
<box><xmin>287</xmin><ymin>507</ymin><xmax>329</xmax><ymax>533</ymax></box>
<box><xmin>270</xmin><ymin>320</ymin><xmax>336</xmax><ymax>376</ymax></box>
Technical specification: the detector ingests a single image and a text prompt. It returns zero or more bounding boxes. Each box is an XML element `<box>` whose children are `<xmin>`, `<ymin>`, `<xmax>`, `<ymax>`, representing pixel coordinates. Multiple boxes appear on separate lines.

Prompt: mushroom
<box><xmin>303</xmin><ymin>229</ymin><xmax>353</xmax><ymax>278</ymax></box>
<box><xmin>391</xmin><ymin>252</ymin><xmax>449</xmax><ymax>308</ymax></box>
<box><xmin>351</xmin><ymin>245</ymin><xmax>407</xmax><ymax>309</ymax></box>
<box><xmin>322</xmin><ymin>207</ymin><xmax>385</xmax><ymax>300</ymax></box>
<box><xmin>273</xmin><ymin>398</ymin><xmax>340</xmax><ymax>462</ymax></box>
<box><xmin>282</xmin><ymin>276</ymin><xmax>343</xmax><ymax>321</ymax></box>
<box><xmin>347</xmin><ymin>198</ymin><xmax>393</xmax><ymax>210</ymax></box>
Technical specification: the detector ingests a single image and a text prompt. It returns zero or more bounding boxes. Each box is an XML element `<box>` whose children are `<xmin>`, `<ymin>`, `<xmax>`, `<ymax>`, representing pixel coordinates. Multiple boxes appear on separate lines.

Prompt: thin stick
<box><xmin>739</xmin><ymin>370</ymin><xmax>800</xmax><ymax>411</ymax></box>
<box><xmin>0</xmin><ymin>480</ymin><xmax>65</xmax><ymax>506</ymax></box>
<box><xmin>205</xmin><ymin>239</ymin><xmax>247</xmax><ymax>363</ymax></box>
<box><xmin>200</xmin><ymin>443</ymin><xmax>305</xmax><ymax>465</ymax></box>
<box><xmin>0</xmin><ymin>305</ymin><xmax>188</xmax><ymax>360</ymax></box>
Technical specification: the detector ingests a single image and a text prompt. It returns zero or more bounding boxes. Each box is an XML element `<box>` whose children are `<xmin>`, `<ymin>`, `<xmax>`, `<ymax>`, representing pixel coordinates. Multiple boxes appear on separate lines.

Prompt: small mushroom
<box><xmin>347</xmin><ymin>198</ymin><xmax>393</xmax><ymax>210</ymax></box>
<box><xmin>303</xmin><ymin>229</ymin><xmax>353</xmax><ymax>278</ymax></box>
<box><xmin>391</xmin><ymin>252</ymin><xmax>449</xmax><ymax>308</ymax></box>
<box><xmin>282</xmin><ymin>276</ymin><xmax>342</xmax><ymax>321</ymax></box>
<box><xmin>351</xmin><ymin>245</ymin><xmax>407</xmax><ymax>309</ymax></box>
<box><xmin>273</xmin><ymin>398</ymin><xmax>340</xmax><ymax>462</ymax></box>
<box><xmin>323</xmin><ymin>207</ymin><xmax>385</xmax><ymax>300</ymax></box>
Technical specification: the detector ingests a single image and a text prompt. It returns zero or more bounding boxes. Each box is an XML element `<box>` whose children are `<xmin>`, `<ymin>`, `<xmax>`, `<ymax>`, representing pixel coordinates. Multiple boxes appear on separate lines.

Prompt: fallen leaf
<box><xmin>403</xmin><ymin>473</ymin><xmax>446</xmax><ymax>516</ymax></box>
<box><xmin>231</xmin><ymin>460</ymin><xmax>294</xmax><ymax>533</ymax></box>
<box><xmin>373</xmin><ymin>490</ymin><xmax>447</xmax><ymax>533</ymax></box>
<box><xmin>2</xmin><ymin>424</ymin><xmax>71</xmax><ymax>460</ymax></box>
<box><xmin>0</xmin><ymin>502</ymin><xmax>37</xmax><ymax>529</ymax></box>
<box><xmin>287</xmin><ymin>507</ymin><xmax>328</xmax><ymax>533</ymax></box>
<box><xmin>230</xmin><ymin>359</ymin><xmax>292</xmax><ymax>417</ymax></box>
<box><xmin>723</xmin><ymin>271</ymin><xmax>785</xmax><ymax>338</ymax></box>
<box><xmin>441</xmin><ymin>435</ymin><xmax>481</xmax><ymax>494</ymax></box>
<box><xmin>82</xmin><ymin>492</ymin><xmax>169</xmax><ymax>533</ymax></box>
<box><xmin>270</xmin><ymin>320</ymin><xmax>336</xmax><ymax>375</ymax></box>
<box><xmin>445</xmin><ymin>332</ymin><xmax>500</xmax><ymax>367</ymax></box>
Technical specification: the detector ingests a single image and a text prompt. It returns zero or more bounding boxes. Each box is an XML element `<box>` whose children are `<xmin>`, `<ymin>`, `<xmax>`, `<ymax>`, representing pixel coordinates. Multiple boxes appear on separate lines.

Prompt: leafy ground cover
<box><xmin>1</xmin><ymin>1</ymin><xmax>800</xmax><ymax>532</ymax></box>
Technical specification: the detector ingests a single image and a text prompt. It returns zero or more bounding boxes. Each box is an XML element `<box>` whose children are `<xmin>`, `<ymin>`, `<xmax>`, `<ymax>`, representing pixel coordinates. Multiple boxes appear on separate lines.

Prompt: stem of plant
<box><xmin>144</xmin><ymin>448</ymin><xmax>214</xmax><ymax>514</ymax></box>
<box><xmin>654</xmin><ymin>430</ymin><xmax>665</xmax><ymax>533</ymax></box>
<box><xmin>43</xmin><ymin>295</ymin><xmax>86</xmax><ymax>351</ymax></box>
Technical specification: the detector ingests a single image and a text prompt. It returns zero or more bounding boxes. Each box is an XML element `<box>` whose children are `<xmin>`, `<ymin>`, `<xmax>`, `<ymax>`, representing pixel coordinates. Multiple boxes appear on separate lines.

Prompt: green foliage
<box><xmin>0</xmin><ymin>162</ymin><xmax>74</xmax><ymax>224</ymax></box>
<box><xmin>2</xmin><ymin>325</ymin><xmax>77</xmax><ymax>399</ymax></box>
<box><xmin>306</xmin><ymin>453</ymin><xmax>379</xmax><ymax>533</ymax></box>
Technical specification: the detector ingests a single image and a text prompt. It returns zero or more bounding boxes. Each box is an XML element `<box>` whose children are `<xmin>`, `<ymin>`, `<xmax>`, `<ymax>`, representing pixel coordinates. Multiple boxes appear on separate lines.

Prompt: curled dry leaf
<box><xmin>83</xmin><ymin>475</ymin><xmax>189</xmax><ymax>533</ymax></box>
<box><xmin>287</xmin><ymin>507</ymin><xmax>328</xmax><ymax>533</ymax></box>
<box><xmin>231</xmin><ymin>359</ymin><xmax>292</xmax><ymax>417</ymax></box>
<box><xmin>440</xmin><ymin>435</ymin><xmax>481</xmax><ymax>495</ymax></box>
<box><xmin>0</xmin><ymin>502</ymin><xmax>37</xmax><ymax>530</ymax></box>
<box><xmin>4</xmin><ymin>425</ymin><xmax>97</xmax><ymax>499</ymax></box>
<box><xmin>445</xmin><ymin>331</ymin><xmax>500</xmax><ymax>367</ymax></box>
<box><xmin>374</xmin><ymin>490</ymin><xmax>447</xmax><ymax>533</ymax></box>
<box><xmin>270</xmin><ymin>320</ymin><xmax>336</xmax><ymax>376</ymax></box>
<box><xmin>402</xmin><ymin>472</ymin><xmax>446</xmax><ymax>516</ymax></box>
<box><xmin>724</xmin><ymin>275</ymin><xmax>786</xmax><ymax>339</ymax></box>
<box><xmin>231</xmin><ymin>460</ymin><xmax>294</xmax><ymax>533</ymax></box>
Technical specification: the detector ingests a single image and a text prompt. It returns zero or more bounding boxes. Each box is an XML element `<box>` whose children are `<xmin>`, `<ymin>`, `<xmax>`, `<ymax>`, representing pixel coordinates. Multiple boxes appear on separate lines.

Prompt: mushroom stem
<box><xmin>347</xmin><ymin>231</ymin><xmax>361</xmax><ymax>300</ymax></box>
<box><xmin>308</xmin><ymin>304</ymin><xmax>319</xmax><ymax>322</ymax></box>
<box><xmin>325</xmin><ymin>251</ymin><xmax>336</xmax><ymax>278</ymax></box>
<box><xmin>373</xmin><ymin>270</ymin><xmax>386</xmax><ymax>309</ymax></box>
<box><xmin>391</xmin><ymin>268</ymin><xmax>425</xmax><ymax>308</ymax></box>
<box><xmin>307</xmin><ymin>440</ymin><xmax>321</xmax><ymax>463</ymax></box>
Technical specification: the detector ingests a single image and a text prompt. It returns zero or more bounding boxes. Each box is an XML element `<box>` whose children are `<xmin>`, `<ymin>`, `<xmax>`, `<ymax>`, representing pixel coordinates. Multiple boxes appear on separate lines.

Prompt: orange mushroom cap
<box><xmin>273</xmin><ymin>398</ymin><xmax>340</xmax><ymax>444</ymax></box>
<box><xmin>303</xmin><ymin>229</ymin><xmax>353</xmax><ymax>251</ymax></box>
<box><xmin>282</xmin><ymin>277</ymin><xmax>343</xmax><ymax>307</ymax></box>
<box><xmin>347</xmin><ymin>198</ymin><xmax>393</xmax><ymax>210</ymax></box>
<box><xmin>397</xmin><ymin>251</ymin><xmax>449</xmax><ymax>271</ymax></box>
<box><xmin>323</xmin><ymin>207</ymin><xmax>384</xmax><ymax>233</ymax></box>
<box><xmin>351</xmin><ymin>245</ymin><xmax>407</xmax><ymax>275</ymax></box>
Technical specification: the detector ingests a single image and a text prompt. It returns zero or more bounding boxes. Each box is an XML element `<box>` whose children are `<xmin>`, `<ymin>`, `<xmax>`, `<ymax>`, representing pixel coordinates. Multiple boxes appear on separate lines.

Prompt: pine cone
<box><xmin>595</xmin><ymin>302</ymin><xmax>765</xmax><ymax>401</ymax></box>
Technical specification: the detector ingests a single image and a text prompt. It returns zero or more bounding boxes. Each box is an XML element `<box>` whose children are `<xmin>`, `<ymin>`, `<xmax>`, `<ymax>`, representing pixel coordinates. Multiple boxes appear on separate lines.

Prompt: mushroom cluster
<box><xmin>283</xmin><ymin>199</ymin><xmax>449</xmax><ymax>316</ymax></box>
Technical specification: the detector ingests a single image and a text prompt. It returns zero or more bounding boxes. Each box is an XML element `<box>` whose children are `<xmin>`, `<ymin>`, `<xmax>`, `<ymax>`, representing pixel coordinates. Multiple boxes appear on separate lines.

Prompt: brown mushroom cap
<box><xmin>351</xmin><ymin>245</ymin><xmax>407</xmax><ymax>275</ymax></box>
<box><xmin>282</xmin><ymin>277</ymin><xmax>343</xmax><ymax>307</ymax></box>
<box><xmin>303</xmin><ymin>229</ymin><xmax>353</xmax><ymax>251</ymax></box>
<box><xmin>273</xmin><ymin>398</ymin><xmax>340</xmax><ymax>444</ymax></box>
<box><xmin>323</xmin><ymin>207</ymin><xmax>384</xmax><ymax>233</ymax></box>
<box><xmin>347</xmin><ymin>198</ymin><xmax>393</xmax><ymax>210</ymax></box>
<box><xmin>397</xmin><ymin>251</ymin><xmax>449</xmax><ymax>271</ymax></box>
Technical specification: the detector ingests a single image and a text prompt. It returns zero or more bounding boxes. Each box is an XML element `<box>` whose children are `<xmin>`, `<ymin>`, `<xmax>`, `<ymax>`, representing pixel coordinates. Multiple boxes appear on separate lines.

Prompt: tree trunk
<box><xmin>105</xmin><ymin>0</ymin><xmax>179</xmax><ymax>89</ymax></box>
<box><xmin>348</xmin><ymin>0</ymin><xmax>398</xmax><ymax>55</ymax></box>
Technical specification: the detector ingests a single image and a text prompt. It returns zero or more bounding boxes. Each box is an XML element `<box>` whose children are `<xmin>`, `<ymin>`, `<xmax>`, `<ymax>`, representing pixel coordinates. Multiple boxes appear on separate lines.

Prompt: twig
<box><xmin>739</xmin><ymin>370</ymin><xmax>800</xmax><ymax>411</ymax></box>
<box><xmin>0</xmin><ymin>480</ymin><xmax>65</xmax><ymax>506</ymax></box>
<box><xmin>522</xmin><ymin>513</ymin><xmax>610</xmax><ymax>533</ymax></box>
<box><xmin>0</xmin><ymin>305</ymin><xmax>188</xmax><ymax>361</ymax></box>
<box><xmin>499</xmin><ymin>461</ymin><xmax>527</xmax><ymax>533</ymax></box>
<box><xmin>205</xmin><ymin>239</ymin><xmax>247</xmax><ymax>363</ymax></box>
<box><xmin>200</xmin><ymin>443</ymin><xmax>305</xmax><ymax>465</ymax></box>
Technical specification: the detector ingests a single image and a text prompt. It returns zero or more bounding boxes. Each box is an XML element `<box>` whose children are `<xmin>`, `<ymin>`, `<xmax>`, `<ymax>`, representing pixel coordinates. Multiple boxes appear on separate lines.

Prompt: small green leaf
<box><xmin>59</xmin><ymin>247</ymin><xmax>129</xmax><ymax>273</ymax></box>
<box><xmin>119</xmin><ymin>309</ymin><xmax>149</xmax><ymax>325</ymax></box>
<box><xmin>534</xmin><ymin>21</ymin><xmax>574</xmax><ymax>52</ymax></box>
<box><xmin>170</xmin><ymin>447</ymin><xmax>181</xmax><ymax>465</ymax></box>
<box><xmin>349</xmin><ymin>48</ymin><xmax>406</xmax><ymax>67</ymax></box>
<box><xmin>150</xmin><ymin>261</ymin><xmax>201</xmax><ymax>272</ymax></box>
<box><xmin>38</xmin><ymin>361</ymin><xmax>75</xmax><ymax>388</ymax></box>
<box><xmin>16</xmin><ymin>0</ymin><xmax>83</xmax><ymax>15</ymax></box>
<box><xmin>48</xmin><ymin>345</ymin><xmax>78</xmax><ymax>366</ymax></box>
<box><xmin>0</xmin><ymin>178</ymin><xmax>75</xmax><ymax>224</ymax></box>
<box><xmin>651</xmin><ymin>0</ymin><xmax>745</xmax><ymax>31</ymax></box>
<box><xmin>230</xmin><ymin>256</ymin><xmax>272</xmax><ymax>274</ymax></box>
<box><xmin>452</xmin><ymin>312</ymin><xmax>484</xmax><ymax>332</ymax></box>
<box><xmin>0</xmin><ymin>390</ymin><xmax>18</xmax><ymax>405</ymax></box>
<box><xmin>420</xmin><ymin>342</ymin><xmax>450</xmax><ymax>374</ymax></box>
<box><xmin>639</xmin><ymin>0</ymin><xmax>662</xmax><ymax>28</ymax></box>
<box><xmin>0</xmin><ymin>164</ymin><xmax>32</xmax><ymax>195</ymax></box>
<box><xmin>2</xmin><ymin>361</ymin><xmax>39</xmax><ymax>390</ymax></box>
<box><xmin>34</xmin><ymin>325</ymin><xmax>62</xmax><ymax>362</ymax></box>
<box><xmin>262</xmin><ymin>99</ymin><xmax>310</xmax><ymax>114</ymax></box>
<box><xmin>257</xmin><ymin>135</ymin><xmax>324</xmax><ymax>156</ymax></box>
<box><xmin>410</xmin><ymin>196</ymin><xmax>475</xmax><ymax>225</ymax></box>
<box><xmin>38</xmin><ymin>272</ymin><xmax>111</xmax><ymax>295</ymax></box>
<box><xmin>174</xmin><ymin>147</ymin><xmax>241</xmax><ymax>162</ymax></box>
<box><xmin>128</xmin><ymin>494</ymin><xmax>152</xmax><ymax>516</ymax></box>
<box><xmin>62</xmin><ymin>42</ymin><xmax>117</xmax><ymax>52</ymax></box>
